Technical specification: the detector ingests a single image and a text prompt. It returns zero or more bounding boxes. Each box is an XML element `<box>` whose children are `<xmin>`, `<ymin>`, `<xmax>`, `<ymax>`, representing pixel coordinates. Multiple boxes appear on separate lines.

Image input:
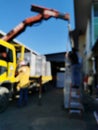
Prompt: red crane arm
<box><xmin>1</xmin><ymin>4</ymin><xmax>70</xmax><ymax>42</ymax></box>
<box><xmin>31</xmin><ymin>4</ymin><xmax>70</xmax><ymax>21</ymax></box>
<box><xmin>1</xmin><ymin>14</ymin><xmax>43</xmax><ymax>42</ymax></box>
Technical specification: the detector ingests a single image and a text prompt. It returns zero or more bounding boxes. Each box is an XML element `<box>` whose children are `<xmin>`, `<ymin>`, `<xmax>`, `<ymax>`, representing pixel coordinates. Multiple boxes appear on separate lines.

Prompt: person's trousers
<box><xmin>88</xmin><ymin>85</ymin><xmax>93</xmax><ymax>95</ymax></box>
<box><xmin>18</xmin><ymin>87</ymin><xmax>28</xmax><ymax>106</ymax></box>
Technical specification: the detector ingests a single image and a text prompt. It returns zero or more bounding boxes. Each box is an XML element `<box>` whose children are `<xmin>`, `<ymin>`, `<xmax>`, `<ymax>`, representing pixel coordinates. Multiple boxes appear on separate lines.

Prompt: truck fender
<box><xmin>0</xmin><ymin>86</ymin><xmax>9</xmax><ymax>95</ymax></box>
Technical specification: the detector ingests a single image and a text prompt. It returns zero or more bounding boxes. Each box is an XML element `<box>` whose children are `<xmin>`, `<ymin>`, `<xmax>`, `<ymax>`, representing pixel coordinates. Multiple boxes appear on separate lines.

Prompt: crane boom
<box><xmin>31</xmin><ymin>4</ymin><xmax>70</xmax><ymax>21</ymax></box>
<box><xmin>1</xmin><ymin>4</ymin><xmax>70</xmax><ymax>42</ymax></box>
<box><xmin>1</xmin><ymin>14</ymin><xmax>43</xmax><ymax>42</ymax></box>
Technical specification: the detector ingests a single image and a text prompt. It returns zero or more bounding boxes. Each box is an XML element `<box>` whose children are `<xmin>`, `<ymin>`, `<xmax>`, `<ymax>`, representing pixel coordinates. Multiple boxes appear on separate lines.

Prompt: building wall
<box><xmin>85</xmin><ymin>20</ymin><xmax>93</xmax><ymax>73</ymax></box>
<box><xmin>74</xmin><ymin>0</ymin><xmax>98</xmax><ymax>86</ymax></box>
<box><xmin>78</xmin><ymin>20</ymin><xmax>93</xmax><ymax>75</ymax></box>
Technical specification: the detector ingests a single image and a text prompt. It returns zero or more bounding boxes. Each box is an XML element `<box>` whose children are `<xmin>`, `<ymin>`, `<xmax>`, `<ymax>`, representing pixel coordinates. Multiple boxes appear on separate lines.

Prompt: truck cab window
<box><xmin>0</xmin><ymin>45</ymin><xmax>7</xmax><ymax>61</ymax></box>
<box><xmin>7</xmin><ymin>49</ymin><xmax>13</xmax><ymax>62</ymax></box>
<box><xmin>0</xmin><ymin>66</ymin><xmax>7</xmax><ymax>75</ymax></box>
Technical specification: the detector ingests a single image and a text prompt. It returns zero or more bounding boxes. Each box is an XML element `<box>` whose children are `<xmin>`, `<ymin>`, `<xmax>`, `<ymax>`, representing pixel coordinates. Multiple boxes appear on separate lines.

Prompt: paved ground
<box><xmin>0</xmin><ymin>86</ymin><xmax>98</xmax><ymax>130</ymax></box>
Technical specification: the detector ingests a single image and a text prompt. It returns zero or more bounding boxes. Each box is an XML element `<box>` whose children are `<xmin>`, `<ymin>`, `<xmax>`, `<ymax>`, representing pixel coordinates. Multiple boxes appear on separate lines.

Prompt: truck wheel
<box><xmin>0</xmin><ymin>94</ymin><xmax>9</xmax><ymax>113</ymax></box>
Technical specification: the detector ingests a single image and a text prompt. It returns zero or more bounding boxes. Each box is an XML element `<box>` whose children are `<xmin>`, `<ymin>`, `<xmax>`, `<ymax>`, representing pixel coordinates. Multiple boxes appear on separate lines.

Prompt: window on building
<box><xmin>92</xmin><ymin>3</ymin><xmax>98</xmax><ymax>45</ymax></box>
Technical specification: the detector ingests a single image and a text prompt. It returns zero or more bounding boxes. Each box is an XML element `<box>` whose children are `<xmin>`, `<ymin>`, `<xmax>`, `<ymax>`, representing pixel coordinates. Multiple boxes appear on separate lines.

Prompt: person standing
<box><xmin>68</xmin><ymin>49</ymin><xmax>82</xmax><ymax>89</ymax></box>
<box><xmin>83</xmin><ymin>74</ymin><xmax>88</xmax><ymax>91</ymax></box>
<box><xmin>87</xmin><ymin>73</ymin><xmax>94</xmax><ymax>96</ymax></box>
<box><xmin>15</xmin><ymin>60</ymin><xmax>30</xmax><ymax>107</ymax></box>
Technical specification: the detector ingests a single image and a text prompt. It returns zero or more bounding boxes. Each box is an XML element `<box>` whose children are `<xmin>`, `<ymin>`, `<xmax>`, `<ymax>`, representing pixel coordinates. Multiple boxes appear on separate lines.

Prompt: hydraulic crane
<box><xmin>0</xmin><ymin>4</ymin><xmax>70</xmax><ymax>113</ymax></box>
<box><xmin>1</xmin><ymin>4</ymin><xmax>70</xmax><ymax>42</ymax></box>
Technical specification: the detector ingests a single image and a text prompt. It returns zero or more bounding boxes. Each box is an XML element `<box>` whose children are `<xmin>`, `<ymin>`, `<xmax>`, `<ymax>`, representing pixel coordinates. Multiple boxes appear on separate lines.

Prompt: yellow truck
<box><xmin>0</xmin><ymin>39</ymin><xmax>52</xmax><ymax>112</ymax></box>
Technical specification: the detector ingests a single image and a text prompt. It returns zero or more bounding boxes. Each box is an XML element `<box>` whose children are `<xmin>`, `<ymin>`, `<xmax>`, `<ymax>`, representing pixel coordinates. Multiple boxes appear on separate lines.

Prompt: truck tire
<box><xmin>0</xmin><ymin>87</ymin><xmax>9</xmax><ymax>113</ymax></box>
<box><xmin>0</xmin><ymin>94</ymin><xmax>9</xmax><ymax>113</ymax></box>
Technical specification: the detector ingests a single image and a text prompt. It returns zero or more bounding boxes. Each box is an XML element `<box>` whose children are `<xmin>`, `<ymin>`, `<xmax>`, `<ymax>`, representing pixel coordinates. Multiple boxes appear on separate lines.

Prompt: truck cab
<box><xmin>0</xmin><ymin>40</ymin><xmax>17</xmax><ymax>112</ymax></box>
<box><xmin>0</xmin><ymin>39</ymin><xmax>16</xmax><ymax>85</ymax></box>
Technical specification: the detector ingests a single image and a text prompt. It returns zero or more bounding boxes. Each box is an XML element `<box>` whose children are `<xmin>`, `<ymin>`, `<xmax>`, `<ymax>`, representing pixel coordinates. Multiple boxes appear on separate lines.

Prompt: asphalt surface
<box><xmin>0</xmin><ymin>86</ymin><xmax>98</xmax><ymax>130</ymax></box>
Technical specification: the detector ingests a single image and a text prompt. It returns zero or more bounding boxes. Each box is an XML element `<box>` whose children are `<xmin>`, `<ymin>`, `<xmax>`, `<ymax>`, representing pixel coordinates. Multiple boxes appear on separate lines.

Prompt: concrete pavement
<box><xmin>0</xmin><ymin>87</ymin><xmax>97</xmax><ymax>130</ymax></box>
